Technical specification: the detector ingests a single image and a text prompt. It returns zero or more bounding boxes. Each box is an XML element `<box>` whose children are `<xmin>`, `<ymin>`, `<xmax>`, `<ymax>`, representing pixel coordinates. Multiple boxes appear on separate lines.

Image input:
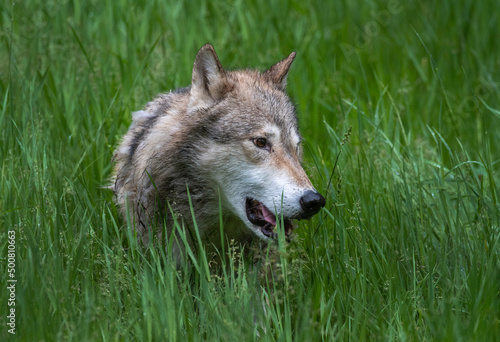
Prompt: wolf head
<box><xmin>186</xmin><ymin>44</ymin><xmax>325</xmax><ymax>240</ymax></box>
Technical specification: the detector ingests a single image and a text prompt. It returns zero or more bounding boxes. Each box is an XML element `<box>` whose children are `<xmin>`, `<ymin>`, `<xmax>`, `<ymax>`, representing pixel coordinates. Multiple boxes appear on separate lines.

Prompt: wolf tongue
<box><xmin>260</xmin><ymin>205</ymin><xmax>277</xmax><ymax>226</ymax></box>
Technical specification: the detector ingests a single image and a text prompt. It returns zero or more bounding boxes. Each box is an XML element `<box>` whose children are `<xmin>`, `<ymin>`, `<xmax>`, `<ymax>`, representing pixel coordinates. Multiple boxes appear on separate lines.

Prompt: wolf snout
<box><xmin>299</xmin><ymin>190</ymin><xmax>326</xmax><ymax>219</ymax></box>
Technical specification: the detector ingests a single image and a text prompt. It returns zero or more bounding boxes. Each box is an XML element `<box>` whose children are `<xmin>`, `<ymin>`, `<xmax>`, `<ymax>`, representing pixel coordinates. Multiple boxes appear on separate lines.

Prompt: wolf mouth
<box><xmin>245</xmin><ymin>198</ymin><xmax>294</xmax><ymax>239</ymax></box>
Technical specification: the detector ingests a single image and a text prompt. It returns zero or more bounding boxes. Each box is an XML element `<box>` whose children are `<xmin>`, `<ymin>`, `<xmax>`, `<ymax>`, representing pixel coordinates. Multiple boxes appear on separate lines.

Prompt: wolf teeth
<box><xmin>261</xmin><ymin>222</ymin><xmax>276</xmax><ymax>239</ymax></box>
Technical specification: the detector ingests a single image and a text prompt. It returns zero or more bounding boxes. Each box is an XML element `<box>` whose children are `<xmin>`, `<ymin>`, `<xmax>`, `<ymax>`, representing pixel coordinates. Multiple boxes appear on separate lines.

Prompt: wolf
<box><xmin>112</xmin><ymin>44</ymin><xmax>325</xmax><ymax>257</ymax></box>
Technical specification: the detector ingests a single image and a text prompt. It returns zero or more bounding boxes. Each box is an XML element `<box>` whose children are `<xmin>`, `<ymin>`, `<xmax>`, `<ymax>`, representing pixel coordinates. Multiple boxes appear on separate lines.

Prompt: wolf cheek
<box><xmin>112</xmin><ymin>44</ymin><xmax>325</xmax><ymax>255</ymax></box>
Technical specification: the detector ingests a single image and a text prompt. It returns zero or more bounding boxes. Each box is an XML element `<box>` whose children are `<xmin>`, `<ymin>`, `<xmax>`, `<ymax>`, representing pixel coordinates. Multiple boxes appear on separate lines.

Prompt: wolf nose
<box><xmin>299</xmin><ymin>190</ymin><xmax>326</xmax><ymax>219</ymax></box>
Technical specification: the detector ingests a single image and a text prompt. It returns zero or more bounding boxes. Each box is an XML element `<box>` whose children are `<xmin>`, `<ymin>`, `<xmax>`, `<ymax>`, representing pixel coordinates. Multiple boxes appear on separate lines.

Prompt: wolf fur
<box><xmin>112</xmin><ymin>44</ymin><xmax>325</xmax><ymax>256</ymax></box>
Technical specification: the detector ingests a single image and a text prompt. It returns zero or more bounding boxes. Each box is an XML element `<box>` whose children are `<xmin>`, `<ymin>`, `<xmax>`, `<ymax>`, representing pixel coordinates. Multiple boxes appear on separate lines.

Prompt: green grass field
<box><xmin>1</xmin><ymin>0</ymin><xmax>499</xmax><ymax>340</ymax></box>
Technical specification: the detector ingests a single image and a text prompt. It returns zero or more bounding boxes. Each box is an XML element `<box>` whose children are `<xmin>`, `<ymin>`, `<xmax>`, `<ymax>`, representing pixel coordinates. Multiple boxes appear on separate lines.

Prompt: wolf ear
<box><xmin>191</xmin><ymin>44</ymin><xmax>229</xmax><ymax>103</ymax></box>
<box><xmin>264</xmin><ymin>52</ymin><xmax>296</xmax><ymax>91</ymax></box>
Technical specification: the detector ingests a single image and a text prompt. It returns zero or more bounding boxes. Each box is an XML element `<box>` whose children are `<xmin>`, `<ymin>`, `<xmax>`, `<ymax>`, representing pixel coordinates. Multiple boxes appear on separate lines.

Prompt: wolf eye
<box><xmin>253</xmin><ymin>138</ymin><xmax>268</xmax><ymax>149</ymax></box>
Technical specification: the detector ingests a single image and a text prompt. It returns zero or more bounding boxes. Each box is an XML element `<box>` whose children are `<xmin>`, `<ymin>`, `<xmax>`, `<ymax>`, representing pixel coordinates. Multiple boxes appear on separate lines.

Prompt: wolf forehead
<box><xmin>199</xmin><ymin>76</ymin><xmax>300</xmax><ymax>137</ymax></box>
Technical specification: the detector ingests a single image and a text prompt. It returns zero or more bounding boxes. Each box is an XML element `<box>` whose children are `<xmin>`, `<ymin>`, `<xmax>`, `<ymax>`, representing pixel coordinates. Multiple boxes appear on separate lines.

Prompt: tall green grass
<box><xmin>1</xmin><ymin>0</ymin><xmax>499</xmax><ymax>340</ymax></box>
